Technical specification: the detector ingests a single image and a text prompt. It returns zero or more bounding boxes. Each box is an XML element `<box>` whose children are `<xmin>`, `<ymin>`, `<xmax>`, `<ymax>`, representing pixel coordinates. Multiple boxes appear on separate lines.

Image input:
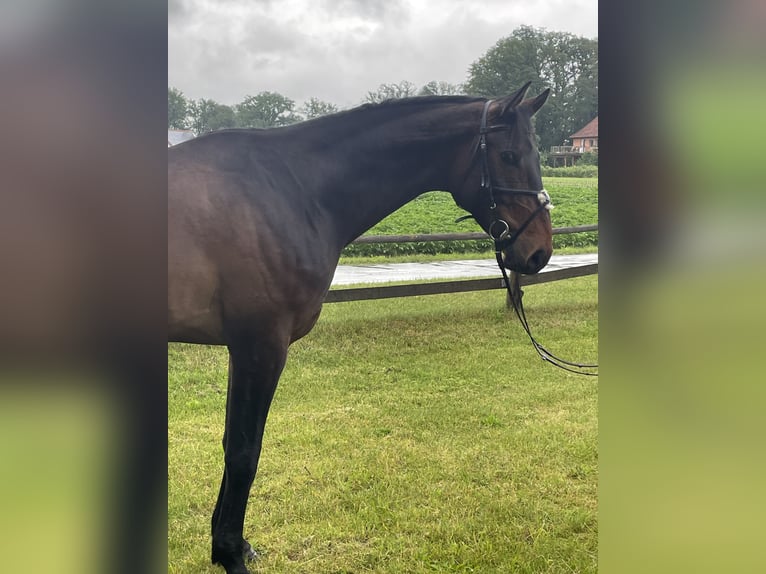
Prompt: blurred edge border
<box><xmin>0</xmin><ymin>2</ymin><xmax>167</xmax><ymax>573</ymax></box>
<box><xmin>601</xmin><ymin>1</ymin><xmax>766</xmax><ymax>573</ymax></box>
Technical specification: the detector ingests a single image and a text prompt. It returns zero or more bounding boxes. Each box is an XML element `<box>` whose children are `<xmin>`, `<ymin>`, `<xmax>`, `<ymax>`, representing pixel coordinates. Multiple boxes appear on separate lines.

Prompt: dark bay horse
<box><xmin>168</xmin><ymin>83</ymin><xmax>551</xmax><ymax>574</ymax></box>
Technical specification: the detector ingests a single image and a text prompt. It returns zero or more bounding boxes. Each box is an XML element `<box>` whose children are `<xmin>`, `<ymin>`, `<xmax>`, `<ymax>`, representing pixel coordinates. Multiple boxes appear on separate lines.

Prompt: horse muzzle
<box><xmin>499</xmin><ymin>246</ymin><xmax>551</xmax><ymax>275</ymax></box>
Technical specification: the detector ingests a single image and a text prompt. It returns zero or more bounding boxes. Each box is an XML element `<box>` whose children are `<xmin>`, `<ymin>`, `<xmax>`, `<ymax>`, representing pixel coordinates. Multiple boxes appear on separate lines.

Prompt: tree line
<box><xmin>169</xmin><ymin>27</ymin><xmax>597</xmax><ymax>152</ymax></box>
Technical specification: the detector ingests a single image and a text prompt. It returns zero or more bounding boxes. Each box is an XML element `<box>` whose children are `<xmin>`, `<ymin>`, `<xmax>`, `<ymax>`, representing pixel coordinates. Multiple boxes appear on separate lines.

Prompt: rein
<box><xmin>466</xmin><ymin>99</ymin><xmax>598</xmax><ymax>376</ymax></box>
<box><xmin>497</xmin><ymin>253</ymin><xmax>598</xmax><ymax>376</ymax></box>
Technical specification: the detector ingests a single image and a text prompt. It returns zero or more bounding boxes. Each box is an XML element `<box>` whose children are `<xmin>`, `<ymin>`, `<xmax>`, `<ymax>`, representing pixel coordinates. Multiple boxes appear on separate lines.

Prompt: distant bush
<box><xmin>342</xmin><ymin>239</ymin><xmax>493</xmax><ymax>258</ymax></box>
<box><xmin>579</xmin><ymin>152</ymin><xmax>599</xmax><ymax>166</ymax></box>
<box><xmin>542</xmin><ymin>165</ymin><xmax>598</xmax><ymax>178</ymax></box>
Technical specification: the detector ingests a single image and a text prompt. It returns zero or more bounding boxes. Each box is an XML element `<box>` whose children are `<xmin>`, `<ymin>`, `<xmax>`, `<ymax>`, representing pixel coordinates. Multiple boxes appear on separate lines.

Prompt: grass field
<box><xmin>341</xmin><ymin>177</ymin><xmax>597</xmax><ymax>257</ymax></box>
<box><xmin>168</xmin><ymin>276</ymin><xmax>598</xmax><ymax>573</ymax></box>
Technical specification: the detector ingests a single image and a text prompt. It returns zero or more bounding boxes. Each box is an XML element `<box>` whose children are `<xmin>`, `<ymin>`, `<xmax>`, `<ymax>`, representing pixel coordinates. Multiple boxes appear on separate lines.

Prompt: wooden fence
<box><xmin>325</xmin><ymin>224</ymin><xmax>598</xmax><ymax>303</ymax></box>
<box><xmin>350</xmin><ymin>224</ymin><xmax>598</xmax><ymax>245</ymax></box>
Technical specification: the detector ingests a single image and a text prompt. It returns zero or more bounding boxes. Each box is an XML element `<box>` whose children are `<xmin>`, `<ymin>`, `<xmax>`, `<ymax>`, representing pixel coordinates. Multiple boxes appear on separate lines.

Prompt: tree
<box><xmin>301</xmin><ymin>97</ymin><xmax>339</xmax><ymax>120</ymax></box>
<box><xmin>418</xmin><ymin>81</ymin><xmax>464</xmax><ymax>96</ymax></box>
<box><xmin>465</xmin><ymin>26</ymin><xmax>598</xmax><ymax>152</ymax></box>
<box><xmin>168</xmin><ymin>87</ymin><xmax>190</xmax><ymax>129</ymax></box>
<box><xmin>364</xmin><ymin>80</ymin><xmax>418</xmax><ymax>103</ymax></box>
<box><xmin>236</xmin><ymin>91</ymin><xmax>300</xmax><ymax>128</ymax></box>
<box><xmin>189</xmin><ymin>98</ymin><xmax>237</xmax><ymax>135</ymax></box>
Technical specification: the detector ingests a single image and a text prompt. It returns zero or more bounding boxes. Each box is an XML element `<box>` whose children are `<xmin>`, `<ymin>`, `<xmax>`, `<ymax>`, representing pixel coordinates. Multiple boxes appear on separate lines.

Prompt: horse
<box><xmin>168</xmin><ymin>82</ymin><xmax>551</xmax><ymax>574</ymax></box>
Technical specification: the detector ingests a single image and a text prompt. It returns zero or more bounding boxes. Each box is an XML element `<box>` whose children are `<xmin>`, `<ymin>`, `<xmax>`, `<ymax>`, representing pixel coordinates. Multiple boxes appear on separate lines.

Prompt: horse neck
<box><xmin>291</xmin><ymin>102</ymin><xmax>481</xmax><ymax>248</ymax></box>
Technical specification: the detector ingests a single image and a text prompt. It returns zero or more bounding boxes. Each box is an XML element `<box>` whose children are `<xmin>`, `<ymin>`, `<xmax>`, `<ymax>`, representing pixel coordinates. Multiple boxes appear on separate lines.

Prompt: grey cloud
<box><xmin>319</xmin><ymin>0</ymin><xmax>407</xmax><ymax>22</ymax></box>
<box><xmin>239</xmin><ymin>15</ymin><xmax>305</xmax><ymax>56</ymax></box>
<box><xmin>168</xmin><ymin>0</ymin><xmax>190</xmax><ymax>23</ymax></box>
<box><xmin>169</xmin><ymin>0</ymin><xmax>596</xmax><ymax>108</ymax></box>
<box><xmin>170</xmin><ymin>0</ymin><xmax>277</xmax><ymax>24</ymax></box>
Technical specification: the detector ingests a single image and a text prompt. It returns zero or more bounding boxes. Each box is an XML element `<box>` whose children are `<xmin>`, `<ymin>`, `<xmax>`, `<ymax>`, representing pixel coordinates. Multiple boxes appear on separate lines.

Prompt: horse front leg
<box><xmin>212</xmin><ymin>357</ymin><xmax>258</xmax><ymax>563</ymax></box>
<box><xmin>211</xmin><ymin>338</ymin><xmax>287</xmax><ymax>574</ymax></box>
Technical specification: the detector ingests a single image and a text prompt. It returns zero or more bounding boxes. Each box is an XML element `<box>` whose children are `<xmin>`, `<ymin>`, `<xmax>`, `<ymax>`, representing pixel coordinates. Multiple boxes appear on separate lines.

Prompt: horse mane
<box><xmin>329</xmin><ymin>95</ymin><xmax>486</xmax><ymax>122</ymax></box>
<box><xmin>193</xmin><ymin>95</ymin><xmax>488</xmax><ymax>143</ymax></box>
<box><xmin>356</xmin><ymin>95</ymin><xmax>485</xmax><ymax>111</ymax></box>
<box><xmin>284</xmin><ymin>95</ymin><xmax>488</xmax><ymax>139</ymax></box>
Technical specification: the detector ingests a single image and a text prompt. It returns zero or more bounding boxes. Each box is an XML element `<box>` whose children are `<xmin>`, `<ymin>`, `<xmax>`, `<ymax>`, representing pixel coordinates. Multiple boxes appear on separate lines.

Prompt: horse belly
<box><xmin>168</xmin><ymin>302</ymin><xmax>224</xmax><ymax>345</ymax></box>
<box><xmin>167</xmin><ymin>234</ymin><xmax>226</xmax><ymax>345</ymax></box>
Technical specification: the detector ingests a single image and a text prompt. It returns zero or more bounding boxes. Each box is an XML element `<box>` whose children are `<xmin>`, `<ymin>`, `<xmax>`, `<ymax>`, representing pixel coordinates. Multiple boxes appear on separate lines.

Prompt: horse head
<box><xmin>451</xmin><ymin>83</ymin><xmax>553</xmax><ymax>274</ymax></box>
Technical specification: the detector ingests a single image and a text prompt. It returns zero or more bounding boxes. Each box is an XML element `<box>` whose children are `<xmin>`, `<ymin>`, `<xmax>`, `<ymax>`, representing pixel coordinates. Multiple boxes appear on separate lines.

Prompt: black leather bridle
<box><xmin>462</xmin><ymin>99</ymin><xmax>598</xmax><ymax>376</ymax></box>
<box><xmin>475</xmin><ymin>99</ymin><xmax>553</xmax><ymax>252</ymax></box>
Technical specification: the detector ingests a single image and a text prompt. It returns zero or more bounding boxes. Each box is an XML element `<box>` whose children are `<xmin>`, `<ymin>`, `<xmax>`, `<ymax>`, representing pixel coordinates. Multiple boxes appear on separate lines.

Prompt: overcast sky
<box><xmin>168</xmin><ymin>0</ymin><xmax>597</xmax><ymax>109</ymax></box>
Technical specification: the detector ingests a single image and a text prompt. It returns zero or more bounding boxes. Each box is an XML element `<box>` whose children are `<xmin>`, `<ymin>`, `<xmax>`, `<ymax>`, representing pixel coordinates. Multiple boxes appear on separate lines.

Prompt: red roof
<box><xmin>569</xmin><ymin>116</ymin><xmax>598</xmax><ymax>139</ymax></box>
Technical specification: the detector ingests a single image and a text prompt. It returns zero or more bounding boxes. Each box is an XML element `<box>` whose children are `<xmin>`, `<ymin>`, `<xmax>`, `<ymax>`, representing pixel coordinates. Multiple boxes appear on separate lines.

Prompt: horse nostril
<box><xmin>527</xmin><ymin>249</ymin><xmax>550</xmax><ymax>273</ymax></box>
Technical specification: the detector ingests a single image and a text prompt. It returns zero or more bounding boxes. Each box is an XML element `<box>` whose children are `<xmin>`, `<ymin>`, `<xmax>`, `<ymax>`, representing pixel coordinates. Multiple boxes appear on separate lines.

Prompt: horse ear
<box><xmin>524</xmin><ymin>88</ymin><xmax>551</xmax><ymax>115</ymax></box>
<box><xmin>500</xmin><ymin>81</ymin><xmax>533</xmax><ymax>117</ymax></box>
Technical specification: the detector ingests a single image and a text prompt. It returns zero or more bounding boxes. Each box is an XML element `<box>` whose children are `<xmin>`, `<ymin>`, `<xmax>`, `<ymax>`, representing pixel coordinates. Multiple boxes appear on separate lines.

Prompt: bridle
<box><xmin>462</xmin><ymin>99</ymin><xmax>598</xmax><ymax>376</ymax></box>
<box><xmin>475</xmin><ymin>99</ymin><xmax>553</xmax><ymax>252</ymax></box>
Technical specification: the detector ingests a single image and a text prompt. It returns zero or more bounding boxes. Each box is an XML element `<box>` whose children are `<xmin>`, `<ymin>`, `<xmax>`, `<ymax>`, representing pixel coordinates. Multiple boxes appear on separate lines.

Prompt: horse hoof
<box><xmin>242</xmin><ymin>540</ymin><xmax>259</xmax><ymax>562</ymax></box>
<box><xmin>213</xmin><ymin>557</ymin><xmax>250</xmax><ymax>574</ymax></box>
<box><xmin>212</xmin><ymin>548</ymin><xmax>251</xmax><ymax>574</ymax></box>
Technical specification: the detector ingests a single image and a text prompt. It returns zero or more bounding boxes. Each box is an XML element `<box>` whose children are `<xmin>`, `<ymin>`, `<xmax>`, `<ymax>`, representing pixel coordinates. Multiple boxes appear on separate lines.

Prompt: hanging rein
<box><xmin>460</xmin><ymin>99</ymin><xmax>598</xmax><ymax>376</ymax></box>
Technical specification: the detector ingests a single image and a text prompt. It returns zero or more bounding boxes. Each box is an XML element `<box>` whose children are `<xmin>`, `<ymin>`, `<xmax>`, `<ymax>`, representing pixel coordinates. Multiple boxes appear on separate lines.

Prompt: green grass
<box><xmin>341</xmin><ymin>178</ymin><xmax>598</xmax><ymax>258</ymax></box>
<box><xmin>169</xmin><ymin>276</ymin><xmax>598</xmax><ymax>573</ymax></box>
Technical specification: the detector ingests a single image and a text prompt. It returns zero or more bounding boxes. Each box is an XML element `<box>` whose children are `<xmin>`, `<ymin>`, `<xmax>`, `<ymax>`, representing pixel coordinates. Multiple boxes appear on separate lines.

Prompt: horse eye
<box><xmin>500</xmin><ymin>151</ymin><xmax>517</xmax><ymax>165</ymax></box>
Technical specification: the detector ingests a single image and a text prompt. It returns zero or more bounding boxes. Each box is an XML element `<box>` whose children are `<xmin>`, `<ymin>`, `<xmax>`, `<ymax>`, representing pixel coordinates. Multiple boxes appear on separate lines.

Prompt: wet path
<box><xmin>331</xmin><ymin>253</ymin><xmax>598</xmax><ymax>286</ymax></box>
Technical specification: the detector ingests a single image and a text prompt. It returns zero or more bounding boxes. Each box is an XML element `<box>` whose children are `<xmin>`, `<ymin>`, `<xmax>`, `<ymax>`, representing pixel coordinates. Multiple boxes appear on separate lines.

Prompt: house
<box><xmin>548</xmin><ymin>116</ymin><xmax>598</xmax><ymax>167</ymax></box>
<box><xmin>168</xmin><ymin>129</ymin><xmax>195</xmax><ymax>147</ymax></box>
<box><xmin>569</xmin><ymin>116</ymin><xmax>598</xmax><ymax>153</ymax></box>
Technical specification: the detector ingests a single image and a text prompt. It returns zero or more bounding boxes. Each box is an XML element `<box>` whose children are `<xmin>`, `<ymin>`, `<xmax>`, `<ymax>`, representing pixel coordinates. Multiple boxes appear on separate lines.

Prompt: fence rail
<box><xmin>350</xmin><ymin>224</ymin><xmax>598</xmax><ymax>245</ymax></box>
<box><xmin>326</xmin><ymin>224</ymin><xmax>598</xmax><ymax>303</ymax></box>
<box><xmin>549</xmin><ymin>146</ymin><xmax>580</xmax><ymax>154</ymax></box>
<box><xmin>325</xmin><ymin>263</ymin><xmax>597</xmax><ymax>303</ymax></box>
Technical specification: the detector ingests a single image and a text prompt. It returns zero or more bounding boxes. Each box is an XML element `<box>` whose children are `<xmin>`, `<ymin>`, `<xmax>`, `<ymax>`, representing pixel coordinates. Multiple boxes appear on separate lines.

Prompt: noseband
<box><xmin>463</xmin><ymin>99</ymin><xmax>598</xmax><ymax>376</ymax></box>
